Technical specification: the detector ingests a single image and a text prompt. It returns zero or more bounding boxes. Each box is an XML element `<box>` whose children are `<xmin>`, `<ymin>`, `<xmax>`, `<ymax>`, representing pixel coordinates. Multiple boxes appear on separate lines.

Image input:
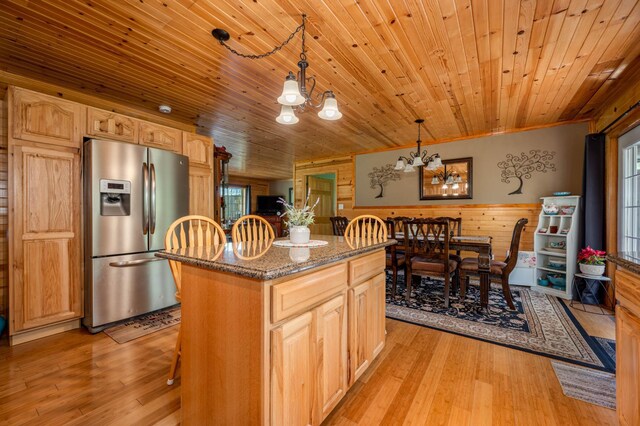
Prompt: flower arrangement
<box><xmin>278</xmin><ymin>189</ymin><xmax>320</xmax><ymax>228</ymax></box>
<box><xmin>577</xmin><ymin>246</ymin><xmax>606</xmax><ymax>265</ymax></box>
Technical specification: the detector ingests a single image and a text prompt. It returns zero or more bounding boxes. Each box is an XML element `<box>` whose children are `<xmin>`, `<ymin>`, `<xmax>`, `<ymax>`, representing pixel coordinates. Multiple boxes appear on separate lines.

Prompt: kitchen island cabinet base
<box><xmin>178</xmin><ymin>250</ymin><xmax>386</xmax><ymax>425</ymax></box>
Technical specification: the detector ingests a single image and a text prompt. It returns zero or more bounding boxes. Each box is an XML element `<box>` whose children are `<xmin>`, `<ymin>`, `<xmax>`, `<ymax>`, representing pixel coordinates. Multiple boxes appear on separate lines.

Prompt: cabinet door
<box><xmin>316</xmin><ymin>294</ymin><xmax>347</xmax><ymax>421</ymax></box>
<box><xmin>139</xmin><ymin>121</ymin><xmax>182</xmax><ymax>153</ymax></box>
<box><xmin>370</xmin><ymin>272</ymin><xmax>386</xmax><ymax>358</ymax></box>
<box><xmin>183</xmin><ymin>132</ymin><xmax>212</xmax><ymax>168</ymax></box>
<box><xmin>348</xmin><ymin>280</ymin><xmax>371</xmax><ymax>385</ymax></box>
<box><xmin>189</xmin><ymin>166</ymin><xmax>213</xmax><ymax>217</ymax></box>
<box><xmin>86</xmin><ymin>107</ymin><xmax>138</xmax><ymax>143</ymax></box>
<box><xmin>10</xmin><ymin>87</ymin><xmax>83</xmax><ymax>148</ymax></box>
<box><xmin>11</xmin><ymin>145</ymin><xmax>82</xmax><ymax>333</ymax></box>
<box><xmin>617</xmin><ymin>305</ymin><xmax>640</xmax><ymax>426</ymax></box>
<box><xmin>271</xmin><ymin>312</ymin><xmax>315</xmax><ymax>426</ymax></box>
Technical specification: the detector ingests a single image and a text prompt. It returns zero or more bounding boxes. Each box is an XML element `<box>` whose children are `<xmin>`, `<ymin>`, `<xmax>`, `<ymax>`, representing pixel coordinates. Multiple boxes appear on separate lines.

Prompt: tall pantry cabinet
<box><xmin>7</xmin><ymin>87</ymin><xmax>84</xmax><ymax>342</ymax></box>
<box><xmin>4</xmin><ymin>86</ymin><xmax>217</xmax><ymax>345</ymax></box>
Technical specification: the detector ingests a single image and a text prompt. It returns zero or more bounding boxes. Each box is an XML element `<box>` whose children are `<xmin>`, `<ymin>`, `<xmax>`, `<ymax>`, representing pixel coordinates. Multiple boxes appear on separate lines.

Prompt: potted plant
<box><xmin>577</xmin><ymin>246</ymin><xmax>606</xmax><ymax>276</ymax></box>
<box><xmin>279</xmin><ymin>190</ymin><xmax>320</xmax><ymax>244</ymax></box>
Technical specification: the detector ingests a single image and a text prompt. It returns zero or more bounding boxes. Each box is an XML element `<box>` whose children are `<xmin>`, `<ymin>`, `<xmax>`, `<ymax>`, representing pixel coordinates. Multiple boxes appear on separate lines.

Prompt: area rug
<box><xmin>103</xmin><ymin>306</ymin><xmax>181</xmax><ymax>344</ymax></box>
<box><xmin>593</xmin><ymin>337</ymin><xmax>616</xmax><ymax>369</ymax></box>
<box><xmin>551</xmin><ymin>361</ymin><xmax>616</xmax><ymax>409</ymax></box>
<box><xmin>385</xmin><ymin>273</ymin><xmax>616</xmax><ymax>372</ymax></box>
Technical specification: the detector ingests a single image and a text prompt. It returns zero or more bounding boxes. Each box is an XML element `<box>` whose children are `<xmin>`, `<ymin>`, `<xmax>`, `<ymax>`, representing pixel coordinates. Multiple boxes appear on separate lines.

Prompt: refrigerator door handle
<box><xmin>108</xmin><ymin>258</ymin><xmax>165</xmax><ymax>267</ymax></box>
<box><xmin>142</xmin><ymin>162</ymin><xmax>149</xmax><ymax>235</ymax></box>
<box><xmin>150</xmin><ymin>163</ymin><xmax>157</xmax><ymax>234</ymax></box>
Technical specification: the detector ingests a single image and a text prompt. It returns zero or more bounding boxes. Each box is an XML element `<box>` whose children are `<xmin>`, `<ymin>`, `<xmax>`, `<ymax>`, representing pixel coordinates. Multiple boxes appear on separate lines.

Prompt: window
<box><xmin>619</xmin><ymin>125</ymin><xmax>640</xmax><ymax>252</ymax></box>
<box><xmin>224</xmin><ymin>185</ymin><xmax>250</xmax><ymax>222</ymax></box>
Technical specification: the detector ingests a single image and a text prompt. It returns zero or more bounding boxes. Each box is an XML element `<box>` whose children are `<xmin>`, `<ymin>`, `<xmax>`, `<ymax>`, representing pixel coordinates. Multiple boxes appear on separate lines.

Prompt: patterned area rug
<box><xmin>103</xmin><ymin>306</ymin><xmax>180</xmax><ymax>344</ymax></box>
<box><xmin>385</xmin><ymin>273</ymin><xmax>615</xmax><ymax>372</ymax></box>
<box><xmin>551</xmin><ymin>361</ymin><xmax>616</xmax><ymax>409</ymax></box>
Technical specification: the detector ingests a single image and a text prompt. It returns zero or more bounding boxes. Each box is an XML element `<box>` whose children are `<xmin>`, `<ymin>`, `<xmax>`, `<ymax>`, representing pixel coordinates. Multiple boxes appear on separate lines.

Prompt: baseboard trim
<box><xmin>10</xmin><ymin>320</ymin><xmax>81</xmax><ymax>346</ymax></box>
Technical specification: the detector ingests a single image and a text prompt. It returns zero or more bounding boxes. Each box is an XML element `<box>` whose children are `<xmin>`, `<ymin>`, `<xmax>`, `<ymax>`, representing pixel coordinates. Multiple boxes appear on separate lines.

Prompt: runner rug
<box><xmin>551</xmin><ymin>361</ymin><xmax>616</xmax><ymax>409</ymax></box>
<box><xmin>103</xmin><ymin>306</ymin><xmax>181</xmax><ymax>344</ymax></box>
<box><xmin>385</xmin><ymin>273</ymin><xmax>615</xmax><ymax>372</ymax></box>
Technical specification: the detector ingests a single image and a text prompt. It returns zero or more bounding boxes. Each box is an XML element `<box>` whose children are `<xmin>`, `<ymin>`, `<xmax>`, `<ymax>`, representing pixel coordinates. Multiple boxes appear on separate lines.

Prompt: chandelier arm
<box><xmin>216</xmin><ymin>15</ymin><xmax>306</xmax><ymax>60</ymax></box>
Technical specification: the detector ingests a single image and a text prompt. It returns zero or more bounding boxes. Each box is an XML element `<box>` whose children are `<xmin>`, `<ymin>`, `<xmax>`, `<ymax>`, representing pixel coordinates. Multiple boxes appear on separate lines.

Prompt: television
<box><xmin>256</xmin><ymin>195</ymin><xmax>285</xmax><ymax>214</ymax></box>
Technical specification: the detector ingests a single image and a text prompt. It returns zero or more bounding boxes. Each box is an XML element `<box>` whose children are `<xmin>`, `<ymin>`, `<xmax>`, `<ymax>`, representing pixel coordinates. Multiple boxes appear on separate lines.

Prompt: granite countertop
<box><xmin>156</xmin><ymin>235</ymin><xmax>396</xmax><ymax>281</ymax></box>
<box><xmin>608</xmin><ymin>252</ymin><xmax>640</xmax><ymax>275</ymax></box>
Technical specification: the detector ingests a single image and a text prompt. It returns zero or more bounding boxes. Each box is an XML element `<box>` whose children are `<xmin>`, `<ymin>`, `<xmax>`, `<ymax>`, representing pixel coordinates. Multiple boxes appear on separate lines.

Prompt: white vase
<box><xmin>579</xmin><ymin>263</ymin><xmax>605</xmax><ymax>276</ymax></box>
<box><xmin>289</xmin><ymin>225</ymin><xmax>310</xmax><ymax>244</ymax></box>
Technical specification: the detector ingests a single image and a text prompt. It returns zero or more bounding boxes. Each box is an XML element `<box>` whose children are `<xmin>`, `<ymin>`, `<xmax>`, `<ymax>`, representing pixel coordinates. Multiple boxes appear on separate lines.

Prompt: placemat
<box><xmin>273</xmin><ymin>239</ymin><xmax>329</xmax><ymax>248</ymax></box>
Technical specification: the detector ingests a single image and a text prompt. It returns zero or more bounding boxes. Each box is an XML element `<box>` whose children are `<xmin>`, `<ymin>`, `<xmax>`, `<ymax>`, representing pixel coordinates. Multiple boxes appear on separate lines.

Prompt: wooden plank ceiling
<box><xmin>1</xmin><ymin>0</ymin><xmax>639</xmax><ymax>179</ymax></box>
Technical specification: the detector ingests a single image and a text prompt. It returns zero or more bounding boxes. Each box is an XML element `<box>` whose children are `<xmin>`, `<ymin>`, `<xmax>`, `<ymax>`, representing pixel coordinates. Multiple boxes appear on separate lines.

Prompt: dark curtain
<box><xmin>579</xmin><ymin>133</ymin><xmax>606</xmax><ymax>303</ymax></box>
<box><xmin>580</xmin><ymin>133</ymin><xmax>606</xmax><ymax>251</ymax></box>
<box><xmin>245</xmin><ymin>185</ymin><xmax>252</xmax><ymax>214</ymax></box>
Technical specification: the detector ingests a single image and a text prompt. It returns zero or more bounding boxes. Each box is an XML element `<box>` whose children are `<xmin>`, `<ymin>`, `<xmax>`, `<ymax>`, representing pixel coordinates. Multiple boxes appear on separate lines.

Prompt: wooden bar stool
<box><xmin>164</xmin><ymin>215</ymin><xmax>226</xmax><ymax>385</ymax></box>
<box><xmin>231</xmin><ymin>214</ymin><xmax>276</xmax><ymax>244</ymax></box>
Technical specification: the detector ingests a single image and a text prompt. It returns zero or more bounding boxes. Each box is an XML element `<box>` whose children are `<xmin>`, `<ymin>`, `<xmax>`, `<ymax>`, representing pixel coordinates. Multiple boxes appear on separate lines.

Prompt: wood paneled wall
<box><xmin>294</xmin><ymin>155</ymin><xmax>538</xmax><ymax>257</ymax></box>
<box><xmin>294</xmin><ymin>156</ymin><xmax>354</xmax><ymax>212</ymax></box>
<box><xmin>354</xmin><ymin>205</ymin><xmax>538</xmax><ymax>259</ymax></box>
<box><xmin>0</xmin><ymin>98</ymin><xmax>7</xmax><ymax>320</ymax></box>
<box><xmin>228</xmin><ymin>176</ymin><xmax>270</xmax><ymax>213</ymax></box>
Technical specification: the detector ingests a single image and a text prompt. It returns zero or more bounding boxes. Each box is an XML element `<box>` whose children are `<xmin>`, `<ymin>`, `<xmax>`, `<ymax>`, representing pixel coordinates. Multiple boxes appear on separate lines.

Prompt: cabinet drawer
<box><xmin>349</xmin><ymin>250</ymin><xmax>385</xmax><ymax>285</ymax></box>
<box><xmin>272</xmin><ymin>263</ymin><xmax>347</xmax><ymax>323</ymax></box>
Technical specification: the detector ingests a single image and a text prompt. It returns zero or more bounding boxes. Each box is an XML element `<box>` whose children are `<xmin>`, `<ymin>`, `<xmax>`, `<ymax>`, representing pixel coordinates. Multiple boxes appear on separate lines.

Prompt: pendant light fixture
<box><xmin>394</xmin><ymin>119</ymin><xmax>442</xmax><ymax>173</ymax></box>
<box><xmin>212</xmin><ymin>15</ymin><xmax>342</xmax><ymax>125</ymax></box>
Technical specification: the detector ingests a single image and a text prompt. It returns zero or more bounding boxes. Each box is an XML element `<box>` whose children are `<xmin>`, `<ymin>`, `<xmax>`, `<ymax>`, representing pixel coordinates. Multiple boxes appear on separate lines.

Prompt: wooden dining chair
<box><xmin>330</xmin><ymin>216</ymin><xmax>350</xmax><ymax>236</ymax></box>
<box><xmin>404</xmin><ymin>218</ymin><xmax>459</xmax><ymax>307</ymax></box>
<box><xmin>435</xmin><ymin>216</ymin><xmax>463</xmax><ymax>262</ymax></box>
<box><xmin>231</xmin><ymin>214</ymin><xmax>275</xmax><ymax>244</ymax></box>
<box><xmin>384</xmin><ymin>219</ymin><xmax>405</xmax><ymax>298</ymax></box>
<box><xmin>458</xmin><ymin>218</ymin><xmax>528</xmax><ymax>310</ymax></box>
<box><xmin>164</xmin><ymin>215</ymin><xmax>226</xmax><ymax>385</ymax></box>
<box><xmin>344</xmin><ymin>215</ymin><xmax>387</xmax><ymax>248</ymax></box>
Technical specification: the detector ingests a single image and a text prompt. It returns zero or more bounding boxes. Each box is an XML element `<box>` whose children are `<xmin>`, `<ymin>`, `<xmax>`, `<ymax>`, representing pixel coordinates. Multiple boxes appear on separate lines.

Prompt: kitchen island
<box><xmin>157</xmin><ymin>235</ymin><xmax>395</xmax><ymax>425</ymax></box>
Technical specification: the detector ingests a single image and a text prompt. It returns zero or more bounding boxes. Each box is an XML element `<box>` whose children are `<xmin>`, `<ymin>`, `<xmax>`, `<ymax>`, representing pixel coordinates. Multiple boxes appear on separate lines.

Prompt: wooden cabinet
<box><xmin>615</xmin><ymin>268</ymin><xmax>640</xmax><ymax>426</ymax></box>
<box><xmin>139</xmin><ymin>121</ymin><xmax>182</xmax><ymax>152</ymax></box>
<box><xmin>10</xmin><ymin>87</ymin><xmax>84</xmax><ymax>148</ymax></box>
<box><xmin>271</xmin><ymin>312</ymin><xmax>315</xmax><ymax>426</ymax></box>
<box><xmin>10</xmin><ymin>145</ymin><xmax>82</xmax><ymax>333</ymax></box>
<box><xmin>316</xmin><ymin>295</ymin><xmax>348</xmax><ymax>420</ymax></box>
<box><xmin>188</xmin><ymin>166</ymin><xmax>213</xmax><ymax>217</ymax></box>
<box><xmin>348</xmin><ymin>280</ymin><xmax>372</xmax><ymax>384</ymax></box>
<box><xmin>370</xmin><ymin>272</ymin><xmax>386</xmax><ymax>357</ymax></box>
<box><xmin>167</xmin><ymin>247</ymin><xmax>387</xmax><ymax>424</ymax></box>
<box><xmin>348</xmin><ymin>273</ymin><xmax>386</xmax><ymax>378</ymax></box>
<box><xmin>183</xmin><ymin>132</ymin><xmax>212</xmax><ymax>168</ymax></box>
<box><xmin>86</xmin><ymin>107</ymin><xmax>138</xmax><ymax>143</ymax></box>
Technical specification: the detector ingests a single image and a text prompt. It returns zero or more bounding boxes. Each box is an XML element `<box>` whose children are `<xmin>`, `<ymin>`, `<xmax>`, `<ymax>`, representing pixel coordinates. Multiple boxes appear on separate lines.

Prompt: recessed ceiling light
<box><xmin>158</xmin><ymin>105</ymin><xmax>172</xmax><ymax>114</ymax></box>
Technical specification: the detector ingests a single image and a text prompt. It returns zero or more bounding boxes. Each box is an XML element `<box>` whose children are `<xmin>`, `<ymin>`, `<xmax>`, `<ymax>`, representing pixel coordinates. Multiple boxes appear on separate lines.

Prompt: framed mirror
<box><xmin>419</xmin><ymin>157</ymin><xmax>473</xmax><ymax>200</ymax></box>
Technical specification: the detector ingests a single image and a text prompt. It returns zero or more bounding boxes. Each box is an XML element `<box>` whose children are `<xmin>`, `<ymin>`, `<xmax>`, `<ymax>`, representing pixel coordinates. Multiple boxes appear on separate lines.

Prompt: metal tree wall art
<box><xmin>497</xmin><ymin>150</ymin><xmax>556</xmax><ymax>195</ymax></box>
<box><xmin>368</xmin><ymin>163</ymin><xmax>401</xmax><ymax>198</ymax></box>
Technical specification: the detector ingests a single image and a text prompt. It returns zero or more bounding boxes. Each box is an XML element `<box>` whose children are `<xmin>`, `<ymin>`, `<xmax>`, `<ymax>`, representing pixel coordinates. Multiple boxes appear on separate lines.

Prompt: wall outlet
<box><xmin>338</xmin><ymin>203</ymin><xmax>344</xmax><ymax>210</ymax></box>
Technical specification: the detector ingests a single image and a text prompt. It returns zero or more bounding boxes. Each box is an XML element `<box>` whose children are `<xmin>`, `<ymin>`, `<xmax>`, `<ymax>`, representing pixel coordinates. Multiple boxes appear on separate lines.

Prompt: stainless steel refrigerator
<box><xmin>83</xmin><ymin>139</ymin><xmax>189</xmax><ymax>332</ymax></box>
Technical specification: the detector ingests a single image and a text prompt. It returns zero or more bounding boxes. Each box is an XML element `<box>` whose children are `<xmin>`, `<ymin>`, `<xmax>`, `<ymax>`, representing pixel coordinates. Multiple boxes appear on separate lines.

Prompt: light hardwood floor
<box><xmin>0</xmin><ymin>317</ymin><xmax>616</xmax><ymax>425</ymax></box>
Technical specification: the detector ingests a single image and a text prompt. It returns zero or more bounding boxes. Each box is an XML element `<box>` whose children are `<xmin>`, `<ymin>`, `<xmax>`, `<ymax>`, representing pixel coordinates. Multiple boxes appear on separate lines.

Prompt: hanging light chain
<box><xmin>217</xmin><ymin>15</ymin><xmax>306</xmax><ymax>60</ymax></box>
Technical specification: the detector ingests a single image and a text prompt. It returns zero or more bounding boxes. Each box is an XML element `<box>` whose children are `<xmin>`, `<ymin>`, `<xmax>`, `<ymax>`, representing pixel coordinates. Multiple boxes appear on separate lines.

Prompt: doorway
<box><xmin>306</xmin><ymin>173</ymin><xmax>336</xmax><ymax>235</ymax></box>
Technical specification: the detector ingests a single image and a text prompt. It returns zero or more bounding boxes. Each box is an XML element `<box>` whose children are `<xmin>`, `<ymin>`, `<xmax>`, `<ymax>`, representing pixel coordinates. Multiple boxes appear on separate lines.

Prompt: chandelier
<box><xmin>394</xmin><ymin>119</ymin><xmax>441</xmax><ymax>173</ymax></box>
<box><xmin>212</xmin><ymin>14</ymin><xmax>342</xmax><ymax>125</ymax></box>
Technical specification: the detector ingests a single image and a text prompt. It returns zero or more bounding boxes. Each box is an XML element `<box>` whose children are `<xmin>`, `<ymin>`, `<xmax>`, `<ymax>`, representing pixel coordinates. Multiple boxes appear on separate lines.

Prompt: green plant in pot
<box><xmin>577</xmin><ymin>246</ymin><xmax>606</xmax><ymax>276</ymax></box>
<box><xmin>279</xmin><ymin>189</ymin><xmax>320</xmax><ymax>244</ymax></box>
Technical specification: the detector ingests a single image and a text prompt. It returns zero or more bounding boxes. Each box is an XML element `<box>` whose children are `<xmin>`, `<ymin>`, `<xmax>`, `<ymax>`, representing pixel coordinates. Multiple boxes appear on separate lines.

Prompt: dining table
<box><xmin>394</xmin><ymin>232</ymin><xmax>494</xmax><ymax>309</ymax></box>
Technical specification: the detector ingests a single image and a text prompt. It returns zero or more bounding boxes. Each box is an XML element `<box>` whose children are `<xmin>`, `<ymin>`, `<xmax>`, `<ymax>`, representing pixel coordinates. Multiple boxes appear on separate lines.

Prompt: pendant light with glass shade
<box><xmin>394</xmin><ymin>119</ymin><xmax>442</xmax><ymax>172</ymax></box>
<box><xmin>212</xmin><ymin>14</ymin><xmax>342</xmax><ymax>125</ymax></box>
